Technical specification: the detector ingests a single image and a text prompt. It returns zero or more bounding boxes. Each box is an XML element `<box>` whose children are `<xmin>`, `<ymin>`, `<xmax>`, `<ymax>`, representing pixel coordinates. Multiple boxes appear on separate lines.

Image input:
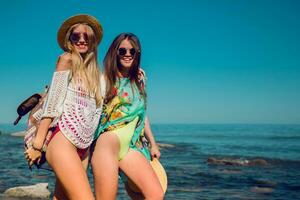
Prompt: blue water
<box><xmin>0</xmin><ymin>123</ymin><xmax>300</xmax><ymax>199</ymax></box>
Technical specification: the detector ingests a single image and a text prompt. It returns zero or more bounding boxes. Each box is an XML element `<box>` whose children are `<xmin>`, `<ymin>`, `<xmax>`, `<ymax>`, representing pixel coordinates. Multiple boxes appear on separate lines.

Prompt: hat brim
<box><xmin>127</xmin><ymin>158</ymin><xmax>168</xmax><ymax>194</ymax></box>
<box><xmin>57</xmin><ymin>14</ymin><xmax>103</xmax><ymax>51</ymax></box>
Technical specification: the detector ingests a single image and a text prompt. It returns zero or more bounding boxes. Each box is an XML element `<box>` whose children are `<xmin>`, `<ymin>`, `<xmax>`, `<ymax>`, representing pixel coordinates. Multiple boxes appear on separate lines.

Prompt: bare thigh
<box><xmin>53</xmin><ymin>152</ymin><xmax>90</xmax><ymax>200</ymax></box>
<box><xmin>46</xmin><ymin>131</ymin><xmax>93</xmax><ymax>200</ymax></box>
<box><xmin>119</xmin><ymin>149</ymin><xmax>164</xmax><ymax>200</ymax></box>
<box><xmin>124</xmin><ymin>182</ymin><xmax>144</xmax><ymax>200</ymax></box>
<box><xmin>53</xmin><ymin>178</ymin><xmax>68</xmax><ymax>200</ymax></box>
<box><xmin>91</xmin><ymin>132</ymin><xmax>120</xmax><ymax>200</ymax></box>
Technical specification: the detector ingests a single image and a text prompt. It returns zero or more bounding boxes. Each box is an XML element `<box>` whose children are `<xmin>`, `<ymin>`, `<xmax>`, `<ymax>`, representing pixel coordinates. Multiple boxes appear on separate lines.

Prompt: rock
<box><xmin>10</xmin><ymin>131</ymin><xmax>26</xmax><ymax>137</ymax></box>
<box><xmin>248</xmin><ymin>159</ymin><xmax>268</xmax><ymax>166</ymax></box>
<box><xmin>157</xmin><ymin>143</ymin><xmax>175</xmax><ymax>148</ymax></box>
<box><xmin>207</xmin><ymin>157</ymin><xmax>246</xmax><ymax>166</ymax></box>
<box><xmin>4</xmin><ymin>183</ymin><xmax>50</xmax><ymax>199</ymax></box>
<box><xmin>207</xmin><ymin>157</ymin><xmax>268</xmax><ymax>166</ymax></box>
<box><xmin>250</xmin><ymin>186</ymin><xmax>274</xmax><ymax>194</ymax></box>
<box><xmin>255</xmin><ymin>179</ymin><xmax>277</xmax><ymax>187</ymax></box>
<box><xmin>207</xmin><ymin>157</ymin><xmax>223</xmax><ymax>165</ymax></box>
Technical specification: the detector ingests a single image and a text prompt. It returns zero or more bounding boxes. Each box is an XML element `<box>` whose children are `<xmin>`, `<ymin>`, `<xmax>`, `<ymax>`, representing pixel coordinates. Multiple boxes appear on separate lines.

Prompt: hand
<box><xmin>150</xmin><ymin>144</ymin><xmax>161</xmax><ymax>160</ymax></box>
<box><xmin>24</xmin><ymin>147</ymin><xmax>42</xmax><ymax>167</ymax></box>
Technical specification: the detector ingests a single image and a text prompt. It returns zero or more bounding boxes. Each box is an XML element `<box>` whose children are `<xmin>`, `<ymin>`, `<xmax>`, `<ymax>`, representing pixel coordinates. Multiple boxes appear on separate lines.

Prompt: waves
<box><xmin>157</xmin><ymin>141</ymin><xmax>300</xmax><ymax>199</ymax></box>
<box><xmin>1</xmin><ymin>124</ymin><xmax>300</xmax><ymax>199</ymax></box>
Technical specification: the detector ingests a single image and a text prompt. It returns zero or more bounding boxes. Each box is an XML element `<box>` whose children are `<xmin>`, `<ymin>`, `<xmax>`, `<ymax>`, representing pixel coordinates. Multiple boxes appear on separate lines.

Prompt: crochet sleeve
<box><xmin>41</xmin><ymin>70</ymin><xmax>70</xmax><ymax>119</ymax></box>
<box><xmin>138</xmin><ymin>68</ymin><xmax>147</xmax><ymax>90</ymax></box>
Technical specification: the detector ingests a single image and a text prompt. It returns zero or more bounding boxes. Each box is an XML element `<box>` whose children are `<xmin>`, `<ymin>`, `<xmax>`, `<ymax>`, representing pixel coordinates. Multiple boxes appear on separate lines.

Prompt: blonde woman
<box><xmin>24</xmin><ymin>14</ymin><xmax>103</xmax><ymax>200</ymax></box>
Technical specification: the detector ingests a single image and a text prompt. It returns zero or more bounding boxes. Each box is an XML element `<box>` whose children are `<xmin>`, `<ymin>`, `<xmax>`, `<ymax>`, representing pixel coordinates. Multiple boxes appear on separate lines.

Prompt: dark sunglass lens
<box><xmin>118</xmin><ymin>48</ymin><xmax>127</xmax><ymax>56</ymax></box>
<box><xmin>83</xmin><ymin>33</ymin><xmax>89</xmax><ymax>42</ymax></box>
<box><xmin>130</xmin><ymin>48</ymin><xmax>136</xmax><ymax>56</ymax></box>
<box><xmin>70</xmin><ymin>33</ymin><xmax>80</xmax><ymax>43</ymax></box>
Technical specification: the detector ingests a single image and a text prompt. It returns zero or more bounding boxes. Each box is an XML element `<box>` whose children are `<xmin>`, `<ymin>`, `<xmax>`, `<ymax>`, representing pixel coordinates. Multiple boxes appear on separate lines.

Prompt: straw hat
<box><xmin>127</xmin><ymin>158</ymin><xmax>168</xmax><ymax>194</ymax></box>
<box><xmin>57</xmin><ymin>14</ymin><xmax>103</xmax><ymax>51</ymax></box>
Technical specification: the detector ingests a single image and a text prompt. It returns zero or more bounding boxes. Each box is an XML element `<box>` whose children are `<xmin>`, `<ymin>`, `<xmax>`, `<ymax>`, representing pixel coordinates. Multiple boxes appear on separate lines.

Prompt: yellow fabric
<box><xmin>112</xmin><ymin>117</ymin><xmax>139</xmax><ymax>160</ymax></box>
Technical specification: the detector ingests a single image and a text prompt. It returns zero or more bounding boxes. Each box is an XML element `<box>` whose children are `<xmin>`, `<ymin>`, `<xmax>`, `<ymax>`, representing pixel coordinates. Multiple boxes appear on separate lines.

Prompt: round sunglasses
<box><xmin>69</xmin><ymin>32</ymin><xmax>88</xmax><ymax>43</ymax></box>
<box><xmin>118</xmin><ymin>48</ymin><xmax>136</xmax><ymax>56</ymax></box>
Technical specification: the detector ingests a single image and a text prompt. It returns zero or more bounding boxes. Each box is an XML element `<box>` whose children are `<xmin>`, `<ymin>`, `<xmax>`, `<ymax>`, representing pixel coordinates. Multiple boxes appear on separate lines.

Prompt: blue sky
<box><xmin>0</xmin><ymin>0</ymin><xmax>299</xmax><ymax>124</ymax></box>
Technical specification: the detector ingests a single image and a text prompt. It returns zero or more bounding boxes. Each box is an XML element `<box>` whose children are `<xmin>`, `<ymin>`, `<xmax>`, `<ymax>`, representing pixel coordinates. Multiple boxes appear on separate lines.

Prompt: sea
<box><xmin>0</xmin><ymin>123</ymin><xmax>300</xmax><ymax>200</ymax></box>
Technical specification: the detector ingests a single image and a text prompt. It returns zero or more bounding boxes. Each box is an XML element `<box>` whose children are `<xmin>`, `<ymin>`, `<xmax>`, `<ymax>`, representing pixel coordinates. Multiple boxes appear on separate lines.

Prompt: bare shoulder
<box><xmin>56</xmin><ymin>52</ymin><xmax>72</xmax><ymax>71</ymax></box>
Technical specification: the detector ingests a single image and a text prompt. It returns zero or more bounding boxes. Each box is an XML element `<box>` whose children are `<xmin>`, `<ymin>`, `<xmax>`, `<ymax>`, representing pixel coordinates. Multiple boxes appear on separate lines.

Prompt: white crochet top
<box><xmin>41</xmin><ymin>70</ymin><xmax>104</xmax><ymax>149</ymax></box>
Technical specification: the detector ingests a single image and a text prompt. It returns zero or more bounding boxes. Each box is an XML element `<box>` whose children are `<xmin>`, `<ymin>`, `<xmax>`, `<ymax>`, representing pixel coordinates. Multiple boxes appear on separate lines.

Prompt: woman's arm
<box><xmin>144</xmin><ymin>116</ymin><xmax>161</xmax><ymax>159</ymax></box>
<box><xmin>25</xmin><ymin>118</ymin><xmax>53</xmax><ymax>166</ymax></box>
<box><xmin>25</xmin><ymin>53</ymin><xmax>72</xmax><ymax>166</ymax></box>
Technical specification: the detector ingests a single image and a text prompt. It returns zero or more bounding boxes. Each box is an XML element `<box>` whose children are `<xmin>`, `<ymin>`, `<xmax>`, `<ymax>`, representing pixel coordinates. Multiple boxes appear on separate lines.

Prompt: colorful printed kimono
<box><xmin>95</xmin><ymin>74</ymin><xmax>151</xmax><ymax>160</ymax></box>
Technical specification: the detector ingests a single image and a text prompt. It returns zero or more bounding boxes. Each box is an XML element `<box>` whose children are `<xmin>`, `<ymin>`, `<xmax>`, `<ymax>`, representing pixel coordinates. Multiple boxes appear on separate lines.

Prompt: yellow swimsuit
<box><xmin>95</xmin><ymin>77</ymin><xmax>150</xmax><ymax>161</ymax></box>
<box><xmin>113</xmin><ymin>117</ymin><xmax>139</xmax><ymax>160</ymax></box>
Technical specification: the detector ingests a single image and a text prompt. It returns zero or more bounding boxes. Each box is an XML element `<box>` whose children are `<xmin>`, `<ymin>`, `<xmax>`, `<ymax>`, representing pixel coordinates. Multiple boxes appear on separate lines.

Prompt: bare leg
<box><xmin>46</xmin><ymin>131</ymin><xmax>94</xmax><ymax>200</ymax></box>
<box><xmin>53</xmin><ymin>178</ymin><xmax>69</xmax><ymax>200</ymax></box>
<box><xmin>91</xmin><ymin>132</ymin><xmax>120</xmax><ymax>200</ymax></box>
<box><xmin>53</xmin><ymin>148</ymin><xmax>90</xmax><ymax>200</ymax></box>
<box><xmin>81</xmin><ymin>150</ymin><xmax>89</xmax><ymax>171</ymax></box>
<box><xmin>119</xmin><ymin>149</ymin><xmax>164</xmax><ymax>200</ymax></box>
<box><xmin>124</xmin><ymin>182</ymin><xmax>144</xmax><ymax>200</ymax></box>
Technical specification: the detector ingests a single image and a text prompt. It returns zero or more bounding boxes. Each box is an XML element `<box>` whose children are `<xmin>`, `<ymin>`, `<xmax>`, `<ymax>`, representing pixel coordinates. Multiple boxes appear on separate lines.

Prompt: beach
<box><xmin>0</xmin><ymin>123</ymin><xmax>300</xmax><ymax>199</ymax></box>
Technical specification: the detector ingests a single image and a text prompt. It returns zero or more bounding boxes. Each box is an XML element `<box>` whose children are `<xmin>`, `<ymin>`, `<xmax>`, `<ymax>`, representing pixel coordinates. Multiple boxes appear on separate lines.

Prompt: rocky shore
<box><xmin>2</xmin><ymin>183</ymin><xmax>50</xmax><ymax>199</ymax></box>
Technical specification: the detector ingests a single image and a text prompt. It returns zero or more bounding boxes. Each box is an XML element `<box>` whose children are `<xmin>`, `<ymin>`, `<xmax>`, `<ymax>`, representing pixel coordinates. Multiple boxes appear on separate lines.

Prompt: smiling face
<box><xmin>70</xmin><ymin>24</ymin><xmax>90</xmax><ymax>54</ymax></box>
<box><xmin>118</xmin><ymin>39</ymin><xmax>136</xmax><ymax>69</ymax></box>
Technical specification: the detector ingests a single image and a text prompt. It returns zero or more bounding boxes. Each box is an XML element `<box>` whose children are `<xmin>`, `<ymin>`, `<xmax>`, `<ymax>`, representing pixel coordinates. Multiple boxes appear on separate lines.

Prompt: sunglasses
<box><xmin>118</xmin><ymin>48</ymin><xmax>137</xmax><ymax>56</ymax></box>
<box><xmin>69</xmin><ymin>32</ymin><xmax>88</xmax><ymax>43</ymax></box>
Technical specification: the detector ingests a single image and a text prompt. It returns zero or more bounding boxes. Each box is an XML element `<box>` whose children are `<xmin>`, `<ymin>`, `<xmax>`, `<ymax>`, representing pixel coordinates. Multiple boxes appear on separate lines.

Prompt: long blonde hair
<box><xmin>64</xmin><ymin>23</ymin><xmax>102</xmax><ymax>107</ymax></box>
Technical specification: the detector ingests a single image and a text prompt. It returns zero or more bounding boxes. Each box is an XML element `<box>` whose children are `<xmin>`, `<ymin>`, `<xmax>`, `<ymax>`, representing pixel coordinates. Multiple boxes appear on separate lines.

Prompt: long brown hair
<box><xmin>104</xmin><ymin>33</ymin><xmax>146</xmax><ymax>103</ymax></box>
